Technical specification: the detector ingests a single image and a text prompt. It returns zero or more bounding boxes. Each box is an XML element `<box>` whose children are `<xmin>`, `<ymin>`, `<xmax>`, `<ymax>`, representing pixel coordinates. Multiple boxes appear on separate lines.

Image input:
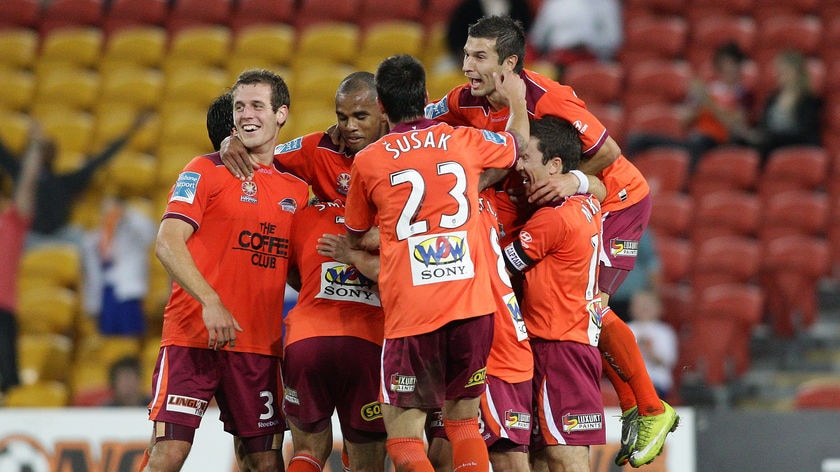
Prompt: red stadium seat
<box><xmin>754</xmin><ymin>16</ymin><xmax>822</xmax><ymax>58</ymax></box>
<box><xmin>761</xmin><ymin>235</ymin><xmax>830</xmax><ymax>337</ymax></box>
<box><xmin>691</xmin><ymin>190</ymin><xmax>760</xmax><ymax>244</ymax></box>
<box><xmin>586</xmin><ymin>103</ymin><xmax>625</xmax><ymax>146</ymax></box>
<box><xmin>649</xmin><ymin>191</ymin><xmax>692</xmax><ymax>238</ymax></box>
<box><xmin>630</xmin><ymin>146</ymin><xmax>690</xmax><ymax>194</ymax></box>
<box><xmin>759</xmin><ymin>190</ymin><xmax>829</xmax><ymax>242</ymax></box>
<box><xmin>166</xmin><ymin>0</ymin><xmax>231</xmax><ymax>34</ymax></box>
<box><xmin>295</xmin><ymin>0</ymin><xmax>360</xmax><ymax>29</ymax></box>
<box><xmin>229</xmin><ymin>0</ymin><xmax>294</xmax><ymax>32</ymax></box>
<box><xmin>624</xmin><ymin>59</ymin><xmax>691</xmax><ymax>106</ymax></box>
<box><xmin>793</xmin><ymin>379</ymin><xmax>840</xmax><ymax>410</ymax></box>
<box><xmin>690</xmin><ymin>235</ymin><xmax>761</xmax><ymax>293</ymax></box>
<box><xmin>564</xmin><ymin>61</ymin><xmax>624</xmax><ymax>105</ymax></box>
<box><xmin>620</xmin><ymin>16</ymin><xmax>688</xmax><ymax>63</ymax></box>
<box><xmin>103</xmin><ymin>0</ymin><xmax>168</xmax><ymax>33</ymax></box>
<box><xmin>687</xmin><ymin>16</ymin><xmax>756</xmax><ymax>70</ymax></box>
<box><xmin>624</xmin><ymin>104</ymin><xmax>686</xmax><ymax>144</ymax></box>
<box><xmin>40</xmin><ymin>0</ymin><xmax>104</xmax><ymax>36</ymax></box>
<box><xmin>690</xmin><ymin>146</ymin><xmax>760</xmax><ymax>196</ymax></box>
<box><xmin>758</xmin><ymin>146</ymin><xmax>829</xmax><ymax>197</ymax></box>
<box><xmin>656</xmin><ymin>235</ymin><xmax>692</xmax><ymax>284</ymax></box>
<box><xmin>358</xmin><ymin>0</ymin><xmax>422</xmax><ymax>27</ymax></box>
<box><xmin>0</xmin><ymin>0</ymin><xmax>41</xmax><ymax>29</ymax></box>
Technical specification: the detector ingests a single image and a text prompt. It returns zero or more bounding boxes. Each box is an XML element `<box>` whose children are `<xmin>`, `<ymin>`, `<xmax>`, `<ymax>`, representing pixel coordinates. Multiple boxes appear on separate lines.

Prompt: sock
<box><xmin>137</xmin><ymin>448</ymin><xmax>150</xmax><ymax>472</ymax></box>
<box><xmin>288</xmin><ymin>454</ymin><xmax>323</xmax><ymax>472</ymax></box>
<box><xmin>602</xmin><ymin>354</ymin><xmax>637</xmax><ymax>413</ymax></box>
<box><xmin>443</xmin><ymin>417</ymin><xmax>489</xmax><ymax>472</ymax></box>
<box><xmin>386</xmin><ymin>438</ymin><xmax>434</xmax><ymax>472</ymax></box>
<box><xmin>341</xmin><ymin>446</ymin><xmax>351</xmax><ymax>472</ymax></box>
<box><xmin>599</xmin><ymin>306</ymin><xmax>665</xmax><ymax>416</ymax></box>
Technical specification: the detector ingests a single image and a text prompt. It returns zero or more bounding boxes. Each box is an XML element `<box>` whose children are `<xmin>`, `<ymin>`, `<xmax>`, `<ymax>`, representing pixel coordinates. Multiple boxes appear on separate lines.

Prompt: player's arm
<box><xmin>527</xmin><ymin>137</ymin><xmax>618</xmax><ymax>205</ymax></box>
<box><xmin>494</xmin><ymin>70</ymin><xmax>529</xmax><ymax>154</ymax></box>
<box><xmin>155</xmin><ymin>218</ymin><xmax>242</xmax><ymax>349</ymax></box>
<box><xmin>317</xmin><ymin>233</ymin><xmax>380</xmax><ymax>281</ymax></box>
<box><xmin>219</xmin><ymin>135</ymin><xmax>259</xmax><ymax>180</ymax></box>
<box><xmin>14</xmin><ymin>124</ymin><xmax>46</xmax><ymax>217</ymax></box>
<box><xmin>578</xmin><ymin>135</ymin><xmax>621</xmax><ymax>175</ymax></box>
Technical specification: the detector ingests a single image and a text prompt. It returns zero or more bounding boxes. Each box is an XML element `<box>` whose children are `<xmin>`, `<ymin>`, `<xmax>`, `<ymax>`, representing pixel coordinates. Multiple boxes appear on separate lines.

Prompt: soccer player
<box><xmin>343</xmin><ymin>54</ymin><xmax>527</xmax><ymax>472</ymax></box>
<box><xmin>283</xmin><ymin>199</ymin><xmax>387</xmax><ymax>472</ymax></box>
<box><xmin>145</xmin><ymin>69</ymin><xmax>309</xmax><ymax>472</ymax></box>
<box><xmin>425</xmin><ymin>15</ymin><xmax>678</xmax><ymax>467</ymax></box>
<box><xmin>220</xmin><ymin>71</ymin><xmax>388</xmax><ymax>204</ymax></box>
<box><xmin>502</xmin><ymin>116</ymin><xmax>606</xmax><ymax>472</ymax></box>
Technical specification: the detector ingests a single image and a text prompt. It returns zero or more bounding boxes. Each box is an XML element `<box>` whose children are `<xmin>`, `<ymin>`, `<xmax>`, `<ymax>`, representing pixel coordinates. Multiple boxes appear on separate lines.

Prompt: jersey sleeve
<box><xmin>343</xmin><ymin>160</ymin><xmax>374</xmax><ymax>235</ymax></box>
<box><xmin>425</xmin><ymin>86</ymin><xmax>474</xmax><ymax>127</ymax></box>
<box><xmin>162</xmin><ymin>155</ymin><xmax>216</xmax><ymax>230</ymax></box>
<box><xmin>274</xmin><ymin>133</ymin><xmax>321</xmax><ymax>181</ymax></box>
<box><xmin>502</xmin><ymin>208</ymin><xmax>562</xmax><ymax>274</ymax></box>
<box><xmin>534</xmin><ymin>90</ymin><xmax>609</xmax><ymax>158</ymax></box>
<box><xmin>464</xmin><ymin>127</ymin><xmax>519</xmax><ymax>171</ymax></box>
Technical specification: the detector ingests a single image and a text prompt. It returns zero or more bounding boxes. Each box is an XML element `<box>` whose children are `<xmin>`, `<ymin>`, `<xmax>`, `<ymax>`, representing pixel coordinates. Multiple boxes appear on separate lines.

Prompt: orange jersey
<box><xmin>344</xmin><ymin>118</ymin><xmax>518</xmax><ymax>339</ymax></box>
<box><xmin>285</xmin><ymin>202</ymin><xmax>384</xmax><ymax>348</ymax></box>
<box><xmin>502</xmin><ymin>194</ymin><xmax>604</xmax><ymax>346</ymax></box>
<box><xmin>426</xmin><ymin>69</ymin><xmax>649</xmax><ymax>212</ymax></box>
<box><xmin>479</xmin><ymin>190</ymin><xmax>533</xmax><ymax>383</ymax></box>
<box><xmin>274</xmin><ymin>132</ymin><xmax>354</xmax><ymax>203</ymax></box>
<box><xmin>160</xmin><ymin>153</ymin><xmax>309</xmax><ymax>357</ymax></box>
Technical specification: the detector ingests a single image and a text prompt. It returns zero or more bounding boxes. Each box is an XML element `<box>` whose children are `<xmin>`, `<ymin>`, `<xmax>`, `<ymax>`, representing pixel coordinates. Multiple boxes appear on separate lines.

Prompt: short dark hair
<box><xmin>530</xmin><ymin>116</ymin><xmax>582</xmax><ymax>172</ymax></box>
<box><xmin>232</xmin><ymin>68</ymin><xmax>291</xmax><ymax>113</ymax></box>
<box><xmin>468</xmin><ymin>16</ymin><xmax>527</xmax><ymax>73</ymax></box>
<box><xmin>337</xmin><ymin>71</ymin><xmax>376</xmax><ymax>96</ymax></box>
<box><xmin>713</xmin><ymin>41</ymin><xmax>746</xmax><ymax>65</ymax></box>
<box><xmin>375</xmin><ymin>55</ymin><xmax>426</xmax><ymax>123</ymax></box>
<box><xmin>206</xmin><ymin>92</ymin><xmax>234</xmax><ymax>151</ymax></box>
<box><xmin>108</xmin><ymin>355</ymin><xmax>141</xmax><ymax>388</ymax></box>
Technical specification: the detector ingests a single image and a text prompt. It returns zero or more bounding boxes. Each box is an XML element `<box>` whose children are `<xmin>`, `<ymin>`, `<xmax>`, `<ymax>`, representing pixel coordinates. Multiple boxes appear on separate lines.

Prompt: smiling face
<box><xmin>335</xmin><ymin>88</ymin><xmax>387</xmax><ymax>154</ymax></box>
<box><xmin>233</xmin><ymin>83</ymin><xmax>287</xmax><ymax>161</ymax></box>
<box><xmin>516</xmin><ymin>136</ymin><xmax>560</xmax><ymax>185</ymax></box>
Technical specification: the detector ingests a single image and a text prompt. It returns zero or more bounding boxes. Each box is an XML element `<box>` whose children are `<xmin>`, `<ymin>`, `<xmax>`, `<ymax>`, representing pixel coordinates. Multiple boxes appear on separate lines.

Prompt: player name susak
<box><xmin>384</xmin><ymin>130</ymin><xmax>452</xmax><ymax>159</ymax></box>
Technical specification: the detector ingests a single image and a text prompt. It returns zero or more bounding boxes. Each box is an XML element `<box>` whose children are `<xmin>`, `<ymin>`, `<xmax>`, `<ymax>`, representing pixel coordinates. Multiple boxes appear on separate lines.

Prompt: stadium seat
<box><xmin>624</xmin><ymin>59</ymin><xmax>691</xmax><ymax>106</ymax></box>
<box><xmin>758</xmin><ymin>146</ymin><xmax>829</xmax><ymax>197</ymax></box>
<box><xmin>422</xmin><ymin>0</ymin><xmax>461</xmax><ymax>28</ymax></box>
<box><xmin>291</xmin><ymin>63</ymin><xmax>356</xmax><ymax>111</ymax></box>
<box><xmin>0</xmin><ymin>68</ymin><xmax>36</xmax><ymax>112</ymax></box>
<box><xmin>658</xmin><ymin>282</ymin><xmax>693</xmax><ymax>331</ymax></box>
<box><xmin>39</xmin><ymin>0</ymin><xmax>104</xmax><ymax>36</ymax></box>
<box><xmin>680</xmin><ymin>283</ymin><xmax>763</xmax><ymax>387</ymax></box>
<box><xmin>99</xmin><ymin>66</ymin><xmax>164</xmax><ymax>110</ymax></box>
<box><xmin>649</xmin><ymin>191</ymin><xmax>692</xmax><ymax>239</ymax></box>
<box><xmin>231</xmin><ymin>24</ymin><xmax>295</xmax><ymax>67</ymax></box>
<box><xmin>17</xmin><ymin>286</ymin><xmax>78</xmax><ymax>335</ymax></box>
<box><xmin>295</xmin><ymin>0</ymin><xmax>359</xmax><ymax>29</ymax></box>
<box><xmin>158</xmin><ymin>106</ymin><xmax>219</xmax><ymax>151</ymax></box>
<box><xmin>624</xmin><ymin>0</ymin><xmax>685</xmax><ymax>15</ymax></box>
<box><xmin>624</xmin><ymin>104</ymin><xmax>686</xmax><ymax>144</ymax></box>
<box><xmin>34</xmin><ymin>67</ymin><xmax>100</xmax><ymax>112</ymax></box>
<box><xmin>358</xmin><ymin>0</ymin><xmax>422</xmax><ymax>28</ymax></box>
<box><xmin>19</xmin><ymin>243</ymin><xmax>81</xmax><ymax>289</ymax></box>
<box><xmin>0</xmin><ymin>28</ymin><xmax>39</xmax><ymax>69</ymax></box>
<box><xmin>564</xmin><ymin>61</ymin><xmax>624</xmax><ymax>105</ymax></box>
<box><xmin>759</xmin><ymin>190</ymin><xmax>829</xmax><ymax>241</ymax></box>
<box><xmin>18</xmin><ymin>333</ymin><xmax>73</xmax><ymax>384</ymax></box>
<box><xmin>0</xmin><ymin>112</ymin><xmax>32</xmax><ymax>155</ymax></box>
<box><xmin>163</xmin><ymin>64</ymin><xmax>228</xmax><ymax>108</ymax></box>
<box><xmin>690</xmin><ymin>235</ymin><xmax>761</xmax><ymax>293</ymax></box>
<box><xmin>39</xmin><ymin>27</ymin><xmax>104</xmax><ymax>69</ymax></box>
<box><xmin>101</xmin><ymin>26</ymin><xmax>167</xmax><ymax>68</ymax></box>
<box><xmin>630</xmin><ymin>147</ymin><xmax>690</xmax><ymax>194</ymax></box>
<box><xmin>754</xmin><ymin>16</ymin><xmax>822</xmax><ymax>59</ymax></box>
<box><xmin>167</xmin><ymin>25</ymin><xmax>232</xmax><ymax>68</ymax></box>
<box><xmin>427</xmin><ymin>68</ymin><xmax>468</xmax><ymax>102</ymax></box>
<box><xmin>761</xmin><ymin>235</ymin><xmax>830</xmax><ymax>337</ymax></box>
<box><xmin>687</xmin><ymin>16</ymin><xmax>756</xmax><ymax>70</ymax></box>
<box><xmin>0</xmin><ymin>0</ymin><xmax>41</xmax><ymax>29</ymax></box>
<box><xmin>691</xmin><ymin>190</ymin><xmax>760</xmax><ymax>244</ymax></box>
<box><xmin>690</xmin><ymin>145</ymin><xmax>760</xmax><ymax>196</ymax></box>
<box><xmin>586</xmin><ymin>104</ymin><xmax>625</xmax><ymax>146</ymax></box>
<box><xmin>356</xmin><ymin>21</ymin><xmax>425</xmax><ymax>72</ymax></box>
<box><xmin>39</xmin><ymin>109</ymin><xmax>95</xmax><ymax>156</ymax></box>
<box><xmin>230</xmin><ymin>0</ymin><xmax>294</xmax><ymax>31</ymax></box>
<box><xmin>689</xmin><ymin>0</ymin><xmax>754</xmax><ymax>16</ymax></box>
<box><xmin>793</xmin><ymin>378</ymin><xmax>840</xmax><ymax>409</ymax></box>
<box><xmin>294</xmin><ymin>22</ymin><xmax>360</xmax><ymax>66</ymax></box>
<box><xmin>166</xmin><ymin>0</ymin><xmax>230</xmax><ymax>34</ymax></box>
<box><xmin>3</xmin><ymin>381</ymin><xmax>70</xmax><ymax>407</ymax></box>
<box><xmin>655</xmin><ymin>234</ymin><xmax>692</xmax><ymax>284</ymax></box>
<box><xmin>156</xmin><ymin>143</ymin><xmax>210</xmax><ymax>188</ymax></box>
<box><xmin>620</xmin><ymin>16</ymin><xmax>688</xmax><ymax>63</ymax></box>
<box><xmin>103</xmin><ymin>0</ymin><xmax>168</xmax><ymax>32</ymax></box>
<box><xmin>106</xmin><ymin>151</ymin><xmax>158</xmax><ymax>197</ymax></box>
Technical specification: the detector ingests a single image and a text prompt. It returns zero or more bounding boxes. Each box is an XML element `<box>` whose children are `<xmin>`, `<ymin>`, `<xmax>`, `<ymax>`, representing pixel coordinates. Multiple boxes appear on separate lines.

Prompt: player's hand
<box><xmin>202</xmin><ymin>300</ymin><xmax>244</xmax><ymax>350</ymax></box>
<box><xmin>527</xmin><ymin>172</ymin><xmax>578</xmax><ymax>205</ymax></box>
<box><xmin>220</xmin><ymin>135</ymin><xmax>258</xmax><ymax>180</ymax></box>
<box><xmin>358</xmin><ymin>226</ymin><xmax>380</xmax><ymax>252</ymax></box>
<box><xmin>492</xmin><ymin>70</ymin><xmax>526</xmax><ymax>107</ymax></box>
<box><xmin>326</xmin><ymin>124</ymin><xmax>346</xmax><ymax>153</ymax></box>
<box><xmin>317</xmin><ymin>233</ymin><xmax>353</xmax><ymax>264</ymax></box>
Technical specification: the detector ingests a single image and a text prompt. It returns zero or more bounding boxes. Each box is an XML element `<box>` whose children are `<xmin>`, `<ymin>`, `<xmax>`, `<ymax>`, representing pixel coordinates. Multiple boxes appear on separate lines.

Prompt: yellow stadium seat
<box><xmin>18</xmin><ymin>333</ymin><xmax>73</xmax><ymax>384</ymax></box>
<box><xmin>19</xmin><ymin>243</ymin><xmax>82</xmax><ymax>289</ymax></box>
<box><xmin>427</xmin><ymin>67</ymin><xmax>467</xmax><ymax>101</ymax></box>
<box><xmin>227</xmin><ymin>57</ymin><xmax>292</xmax><ymax>87</ymax></box>
<box><xmin>69</xmin><ymin>360</ymin><xmax>109</xmax><ymax>395</ymax></box>
<box><xmin>93</xmin><ymin>104</ymin><xmax>160</xmax><ymax>153</ymax></box>
<box><xmin>231</xmin><ymin>24</ymin><xmax>295</xmax><ymax>66</ymax></box>
<box><xmin>356</xmin><ymin>21</ymin><xmax>424</xmax><ymax>71</ymax></box>
<box><xmin>0</xmin><ymin>111</ymin><xmax>32</xmax><ymax>155</ymax></box>
<box><xmin>34</xmin><ymin>66</ymin><xmax>100</xmax><ymax>111</ymax></box>
<box><xmin>421</xmin><ymin>22</ymin><xmax>450</xmax><ymax>71</ymax></box>
<box><xmin>39</xmin><ymin>109</ymin><xmax>95</xmax><ymax>155</ymax></box>
<box><xmin>4</xmin><ymin>381</ymin><xmax>69</xmax><ymax>407</ymax></box>
<box><xmin>102</xmin><ymin>26</ymin><xmax>167</xmax><ymax>68</ymax></box>
<box><xmin>292</xmin><ymin>63</ymin><xmax>355</xmax><ymax>111</ymax></box>
<box><xmin>39</xmin><ymin>27</ymin><xmax>104</xmax><ymax>68</ymax></box>
<box><xmin>106</xmin><ymin>151</ymin><xmax>158</xmax><ymax>197</ymax></box>
<box><xmin>163</xmin><ymin>65</ymin><xmax>229</xmax><ymax>109</ymax></box>
<box><xmin>76</xmin><ymin>334</ymin><xmax>142</xmax><ymax>365</ymax></box>
<box><xmin>99</xmin><ymin>66</ymin><xmax>164</xmax><ymax>109</ymax></box>
<box><xmin>158</xmin><ymin>107</ymin><xmax>216</xmax><ymax>151</ymax></box>
<box><xmin>296</xmin><ymin>22</ymin><xmax>359</xmax><ymax>65</ymax></box>
<box><xmin>0</xmin><ymin>27</ymin><xmax>38</xmax><ymax>69</ymax></box>
<box><xmin>285</xmin><ymin>106</ymin><xmax>338</xmax><ymax>140</ymax></box>
<box><xmin>167</xmin><ymin>25</ymin><xmax>232</xmax><ymax>68</ymax></box>
<box><xmin>156</xmin><ymin>143</ymin><xmax>210</xmax><ymax>187</ymax></box>
<box><xmin>17</xmin><ymin>286</ymin><xmax>78</xmax><ymax>335</ymax></box>
<box><xmin>0</xmin><ymin>68</ymin><xmax>35</xmax><ymax>112</ymax></box>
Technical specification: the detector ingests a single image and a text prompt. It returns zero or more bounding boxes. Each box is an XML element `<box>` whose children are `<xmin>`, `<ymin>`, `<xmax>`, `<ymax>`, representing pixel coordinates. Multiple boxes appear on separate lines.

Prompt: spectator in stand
<box><xmin>625</xmin><ymin>42</ymin><xmax>754</xmax><ymax>169</ymax></box>
<box><xmin>81</xmin><ymin>194</ymin><xmax>156</xmax><ymax>338</ymax></box>
<box><xmin>627</xmin><ymin>290</ymin><xmax>677</xmax><ymax>400</ymax></box>
<box><xmin>444</xmin><ymin>0</ymin><xmax>533</xmax><ymax>71</ymax></box>
<box><xmin>104</xmin><ymin>355</ymin><xmax>152</xmax><ymax>407</ymax></box>
<box><xmin>0</xmin><ymin>112</ymin><xmax>150</xmax><ymax>247</ymax></box>
<box><xmin>743</xmin><ymin>49</ymin><xmax>823</xmax><ymax>164</ymax></box>
<box><xmin>529</xmin><ymin>0</ymin><xmax>623</xmax><ymax>76</ymax></box>
<box><xmin>0</xmin><ymin>125</ymin><xmax>45</xmax><ymax>396</ymax></box>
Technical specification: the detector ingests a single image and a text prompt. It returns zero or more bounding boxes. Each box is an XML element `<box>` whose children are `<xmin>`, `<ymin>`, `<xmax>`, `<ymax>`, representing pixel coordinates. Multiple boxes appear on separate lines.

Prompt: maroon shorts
<box><xmin>530</xmin><ymin>339</ymin><xmax>605</xmax><ymax>448</ymax></box>
<box><xmin>427</xmin><ymin>374</ymin><xmax>531</xmax><ymax>452</ymax></box>
<box><xmin>283</xmin><ymin>336</ymin><xmax>385</xmax><ymax>442</ymax></box>
<box><xmin>381</xmin><ymin>315</ymin><xmax>493</xmax><ymax>409</ymax></box>
<box><xmin>599</xmin><ymin>195</ymin><xmax>652</xmax><ymax>293</ymax></box>
<box><xmin>148</xmin><ymin>345</ymin><xmax>285</xmax><ymax>438</ymax></box>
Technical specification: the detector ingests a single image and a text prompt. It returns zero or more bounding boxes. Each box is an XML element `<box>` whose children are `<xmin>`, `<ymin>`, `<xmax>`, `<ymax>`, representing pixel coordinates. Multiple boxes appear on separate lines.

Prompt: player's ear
<box><xmin>275</xmin><ymin>104</ymin><xmax>289</xmax><ymax>128</ymax></box>
<box><xmin>503</xmin><ymin>54</ymin><xmax>518</xmax><ymax>72</ymax></box>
